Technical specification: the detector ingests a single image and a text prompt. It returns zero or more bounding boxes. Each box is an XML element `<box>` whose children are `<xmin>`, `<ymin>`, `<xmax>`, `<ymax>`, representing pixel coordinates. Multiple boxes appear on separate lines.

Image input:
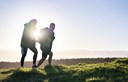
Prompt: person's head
<box><xmin>49</xmin><ymin>23</ymin><xmax>55</xmax><ymax>31</ymax></box>
<box><xmin>30</xmin><ymin>19</ymin><xmax>37</xmax><ymax>26</ymax></box>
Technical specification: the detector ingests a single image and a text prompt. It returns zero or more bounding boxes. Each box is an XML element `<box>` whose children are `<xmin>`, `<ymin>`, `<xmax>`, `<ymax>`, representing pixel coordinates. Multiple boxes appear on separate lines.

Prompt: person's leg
<box><xmin>37</xmin><ymin>52</ymin><xmax>47</xmax><ymax>67</ymax></box>
<box><xmin>29</xmin><ymin>47</ymin><xmax>38</xmax><ymax>66</ymax></box>
<box><xmin>48</xmin><ymin>51</ymin><xmax>53</xmax><ymax>65</ymax></box>
<box><xmin>21</xmin><ymin>47</ymin><xmax>28</xmax><ymax>67</ymax></box>
<box><xmin>37</xmin><ymin>57</ymin><xmax>46</xmax><ymax>67</ymax></box>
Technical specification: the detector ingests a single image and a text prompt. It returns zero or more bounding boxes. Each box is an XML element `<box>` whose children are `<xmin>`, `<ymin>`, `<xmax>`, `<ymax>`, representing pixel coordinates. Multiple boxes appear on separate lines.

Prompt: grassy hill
<box><xmin>0</xmin><ymin>58</ymin><xmax>128</xmax><ymax>82</ymax></box>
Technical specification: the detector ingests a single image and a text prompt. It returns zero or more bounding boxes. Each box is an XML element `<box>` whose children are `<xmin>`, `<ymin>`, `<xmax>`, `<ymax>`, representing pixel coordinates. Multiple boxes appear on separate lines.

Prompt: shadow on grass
<box><xmin>44</xmin><ymin>65</ymin><xmax>71</xmax><ymax>82</ymax></box>
<box><xmin>1</xmin><ymin>68</ymin><xmax>46</xmax><ymax>82</ymax></box>
<box><xmin>44</xmin><ymin>65</ymin><xmax>86</xmax><ymax>82</ymax></box>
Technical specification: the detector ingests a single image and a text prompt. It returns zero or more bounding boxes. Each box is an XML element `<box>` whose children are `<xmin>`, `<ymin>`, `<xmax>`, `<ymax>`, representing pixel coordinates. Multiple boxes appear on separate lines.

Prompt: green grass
<box><xmin>0</xmin><ymin>58</ymin><xmax>128</xmax><ymax>82</ymax></box>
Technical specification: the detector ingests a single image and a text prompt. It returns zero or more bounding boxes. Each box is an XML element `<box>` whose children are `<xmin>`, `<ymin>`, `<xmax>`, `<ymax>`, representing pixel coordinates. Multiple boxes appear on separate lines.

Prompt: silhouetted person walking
<box><xmin>20</xmin><ymin>19</ymin><xmax>38</xmax><ymax>68</ymax></box>
<box><xmin>37</xmin><ymin>23</ymin><xmax>55</xmax><ymax>67</ymax></box>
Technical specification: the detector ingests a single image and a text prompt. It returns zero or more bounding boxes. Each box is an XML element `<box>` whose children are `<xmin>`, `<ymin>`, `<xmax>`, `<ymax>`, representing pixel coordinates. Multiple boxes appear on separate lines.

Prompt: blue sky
<box><xmin>0</xmin><ymin>0</ymin><xmax>128</xmax><ymax>61</ymax></box>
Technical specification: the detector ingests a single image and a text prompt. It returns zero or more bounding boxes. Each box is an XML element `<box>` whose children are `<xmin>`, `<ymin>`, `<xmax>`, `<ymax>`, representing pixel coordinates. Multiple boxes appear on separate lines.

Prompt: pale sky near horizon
<box><xmin>0</xmin><ymin>0</ymin><xmax>128</xmax><ymax>61</ymax></box>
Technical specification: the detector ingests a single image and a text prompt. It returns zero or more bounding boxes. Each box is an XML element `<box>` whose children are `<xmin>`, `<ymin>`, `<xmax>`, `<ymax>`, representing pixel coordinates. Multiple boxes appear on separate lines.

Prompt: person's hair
<box><xmin>49</xmin><ymin>23</ymin><xmax>55</xmax><ymax>31</ymax></box>
<box><xmin>50</xmin><ymin>23</ymin><xmax>55</xmax><ymax>26</ymax></box>
<box><xmin>30</xmin><ymin>19</ymin><xmax>37</xmax><ymax>24</ymax></box>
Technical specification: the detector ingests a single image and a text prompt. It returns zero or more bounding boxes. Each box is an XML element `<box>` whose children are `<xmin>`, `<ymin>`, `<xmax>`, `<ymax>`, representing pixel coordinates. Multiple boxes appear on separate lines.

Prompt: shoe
<box><xmin>32</xmin><ymin>65</ymin><xmax>37</xmax><ymax>69</ymax></box>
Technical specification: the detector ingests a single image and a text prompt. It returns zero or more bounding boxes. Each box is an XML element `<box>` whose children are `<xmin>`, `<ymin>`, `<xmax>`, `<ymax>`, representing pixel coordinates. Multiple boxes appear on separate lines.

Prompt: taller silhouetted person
<box><xmin>20</xmin><ymin>19</ymin><xmax>38</xmax><ymax>68</ymax></box>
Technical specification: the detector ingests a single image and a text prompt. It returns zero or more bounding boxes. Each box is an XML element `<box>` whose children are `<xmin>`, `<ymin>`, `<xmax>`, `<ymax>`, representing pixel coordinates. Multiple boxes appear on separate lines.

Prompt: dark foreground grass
<box><xmin>0</xmin><ymin>58</ymin><xmax>128</xmax><ymax>82</ymax></box>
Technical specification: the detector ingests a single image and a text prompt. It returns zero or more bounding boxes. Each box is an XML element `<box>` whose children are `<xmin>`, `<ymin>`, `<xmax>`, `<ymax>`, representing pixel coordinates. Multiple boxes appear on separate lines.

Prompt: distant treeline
<box><xmin>0</xmin><ymin>58</ymin><xmax>122</xmax><ymax>68</ymax></box>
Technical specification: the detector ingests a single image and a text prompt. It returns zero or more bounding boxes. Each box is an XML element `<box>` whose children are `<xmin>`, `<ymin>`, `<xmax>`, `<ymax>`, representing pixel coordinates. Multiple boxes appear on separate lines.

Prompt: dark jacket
<box><xmin>39</xmin><ymin>27</ymin><xmax>55</xmax><ymax>46</ymax></box>
<box><xmin>21</xmin><ymin>23</ymin><xmax>36</xmax><ymax>48</ymax></box>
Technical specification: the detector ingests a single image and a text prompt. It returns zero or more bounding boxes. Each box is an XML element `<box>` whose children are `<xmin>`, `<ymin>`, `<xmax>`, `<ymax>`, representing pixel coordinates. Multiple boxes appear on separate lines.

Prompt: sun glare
<box><xmin>33</xmin><ymin>30</ymin><xmax>40</xmax><ymax>40</ymax></box>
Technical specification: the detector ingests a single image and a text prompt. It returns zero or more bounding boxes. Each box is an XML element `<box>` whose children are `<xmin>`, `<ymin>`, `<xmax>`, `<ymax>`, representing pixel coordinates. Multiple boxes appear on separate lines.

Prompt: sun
<box><xmin>33</xmin><ymin>30</ymin><xmax>40</xmax><ymax>40</ymax></box>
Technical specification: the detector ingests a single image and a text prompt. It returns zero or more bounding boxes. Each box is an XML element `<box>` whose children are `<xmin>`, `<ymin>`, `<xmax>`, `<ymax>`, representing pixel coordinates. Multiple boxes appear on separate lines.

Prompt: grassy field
<box><xmin>0</xmin><ymin>58</ymin><xmax>128</xmax><ymax>82</ymax></box>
